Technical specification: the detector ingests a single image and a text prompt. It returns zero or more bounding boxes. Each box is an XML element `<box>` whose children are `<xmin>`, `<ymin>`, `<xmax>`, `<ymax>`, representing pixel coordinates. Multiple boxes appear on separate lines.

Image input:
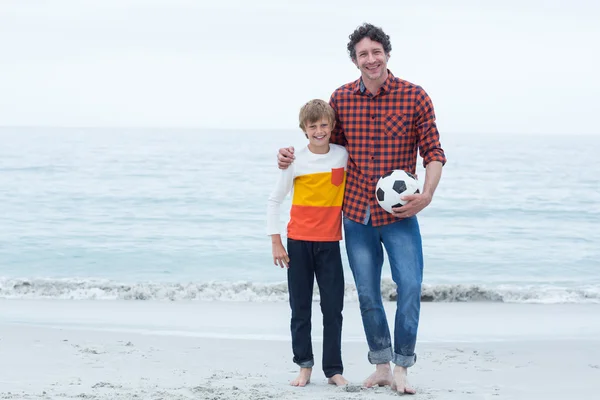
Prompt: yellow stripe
<box><xmin>292</xmin><ymin>172</ymin><xmax>346</xmax><ymax>207</ymax></box>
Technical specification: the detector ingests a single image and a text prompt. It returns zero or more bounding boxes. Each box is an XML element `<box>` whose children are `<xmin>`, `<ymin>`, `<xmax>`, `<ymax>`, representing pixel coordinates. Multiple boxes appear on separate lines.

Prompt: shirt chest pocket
<box><xmin>384</xmin><ymin>113</ymin><xmax>410</xmax><ymax>138</ymax></box>
<box><xmin>331</xmin><ymin>167</ymin><xmax>345</xmax><ymax>186</ymax></box>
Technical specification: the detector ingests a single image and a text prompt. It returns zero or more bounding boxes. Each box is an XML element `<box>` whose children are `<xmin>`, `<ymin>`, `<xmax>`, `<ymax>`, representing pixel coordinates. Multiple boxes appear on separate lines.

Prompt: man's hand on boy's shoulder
<box><xmin>277</xmin><ymin>146</ymin><xmax>295</xmax><ymax>170</ymax></box>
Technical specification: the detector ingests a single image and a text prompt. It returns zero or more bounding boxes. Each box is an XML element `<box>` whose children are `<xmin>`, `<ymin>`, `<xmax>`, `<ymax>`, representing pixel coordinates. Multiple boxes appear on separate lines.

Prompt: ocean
<box><xmin>1</xmin><ymin>127</ymin><xmax>599</xmax><ymax>303</ymax></box>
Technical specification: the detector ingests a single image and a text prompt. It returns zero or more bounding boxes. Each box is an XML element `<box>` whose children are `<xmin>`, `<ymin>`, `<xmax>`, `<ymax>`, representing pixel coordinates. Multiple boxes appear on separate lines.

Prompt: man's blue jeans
<box><xmin>343</xmin><ymin>215</ymin><xmax>423</xmax><ymax>368</ymax></box>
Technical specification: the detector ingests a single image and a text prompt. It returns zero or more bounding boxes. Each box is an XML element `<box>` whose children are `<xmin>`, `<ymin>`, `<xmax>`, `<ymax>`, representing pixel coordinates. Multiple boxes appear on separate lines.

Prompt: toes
<box><xmin>330</xmin><ymin>377</ymin><xmax>348</xmax><ymax>386</ymax></box>
<box><xmin>392</xmin><ymin>384</ymin><xmax>416</xmax><ymax>394</ymax></box>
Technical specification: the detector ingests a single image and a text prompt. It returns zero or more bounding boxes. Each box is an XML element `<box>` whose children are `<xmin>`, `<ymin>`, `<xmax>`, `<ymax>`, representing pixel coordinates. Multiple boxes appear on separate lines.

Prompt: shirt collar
<box><xmin>355</xmin><ymin>69</ymin><xmax>395</xmax><ymax>95</ymax></box>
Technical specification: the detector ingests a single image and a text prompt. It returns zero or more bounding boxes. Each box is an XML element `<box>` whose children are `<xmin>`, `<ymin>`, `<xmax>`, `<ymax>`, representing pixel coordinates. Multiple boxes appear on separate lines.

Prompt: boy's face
<box><xmin>304</xmin><ymin>117</ymin><xmax>333</xmax><ymax>151</ymax></box>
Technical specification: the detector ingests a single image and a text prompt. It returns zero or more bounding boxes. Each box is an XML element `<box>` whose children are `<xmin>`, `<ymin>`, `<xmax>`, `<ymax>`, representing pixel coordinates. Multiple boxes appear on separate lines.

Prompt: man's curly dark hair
<box><xmin>347</xmin><ymin>23</ymin><xmax>392</xmax><ymax>60</ymax></box>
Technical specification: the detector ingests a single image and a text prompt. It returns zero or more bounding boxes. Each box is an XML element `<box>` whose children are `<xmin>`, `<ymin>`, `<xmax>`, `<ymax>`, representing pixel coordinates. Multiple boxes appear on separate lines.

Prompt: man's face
<box><xmin>353</xmin><ymin>37</ymin><xmax>389</xmax><ymax>81</ymax></box>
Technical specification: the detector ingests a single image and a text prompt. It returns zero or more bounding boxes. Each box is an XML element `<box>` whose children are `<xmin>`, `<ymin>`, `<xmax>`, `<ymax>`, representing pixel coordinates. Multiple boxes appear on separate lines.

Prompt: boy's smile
<box><xmin>305</xmin><ymin>117</ymin><xmax>332</xmax><ymax>154</ymax></box>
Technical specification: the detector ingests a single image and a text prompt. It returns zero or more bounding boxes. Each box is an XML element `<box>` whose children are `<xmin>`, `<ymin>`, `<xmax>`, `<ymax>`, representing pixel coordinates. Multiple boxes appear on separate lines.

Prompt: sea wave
<box><xmin>1</xmin><ymin>277</ymin><xmax>599</xmax><ymax>304</ymax></box>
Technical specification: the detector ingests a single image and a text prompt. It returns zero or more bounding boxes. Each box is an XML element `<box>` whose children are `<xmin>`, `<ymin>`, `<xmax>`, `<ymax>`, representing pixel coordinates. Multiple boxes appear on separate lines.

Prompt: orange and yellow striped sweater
<box><xmin>267</xmin><ymin>144</ymin><xmax>348</xmax><ymax>242</ymax></box>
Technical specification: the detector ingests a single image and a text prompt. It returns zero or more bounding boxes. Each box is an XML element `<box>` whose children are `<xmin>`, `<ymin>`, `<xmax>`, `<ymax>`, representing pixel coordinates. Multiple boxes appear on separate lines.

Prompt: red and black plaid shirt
<box><xmin>329</xmin><ymin>70</ymin><xmax>447</xmax><ymax>227</ymax></box>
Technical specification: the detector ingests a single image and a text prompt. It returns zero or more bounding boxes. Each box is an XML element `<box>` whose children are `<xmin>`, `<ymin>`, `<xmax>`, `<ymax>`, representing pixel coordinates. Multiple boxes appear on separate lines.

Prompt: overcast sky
<box><xmin>0</xmin><ymin>0</ymin><xmax>598</xmax><ymax>134</ymax></box>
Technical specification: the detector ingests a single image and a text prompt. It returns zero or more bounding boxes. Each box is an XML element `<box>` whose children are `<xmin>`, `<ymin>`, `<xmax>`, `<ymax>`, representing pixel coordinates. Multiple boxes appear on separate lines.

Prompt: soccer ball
<box><xmin>375</xmin><ymin>170</ymin><xmax>420</xmax><ymax>213</ymax></box>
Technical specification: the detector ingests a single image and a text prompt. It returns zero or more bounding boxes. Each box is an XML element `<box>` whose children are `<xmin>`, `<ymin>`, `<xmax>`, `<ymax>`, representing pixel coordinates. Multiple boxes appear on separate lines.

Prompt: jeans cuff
<box><xmin>295</xmin><ymin>359</ymin><xmax>314</xmax><ymax>368</ymax></box>
<box><xmin>393</xmin><ymin>352</ymin><xmax>417</xmax><ymax>368</ymax></box>
<box><xmin>325</xmin><ymin>370</ymin><xmax>343</xmax><ymax>378</ymax></box>
<box><xmin>367</xmin><ymin>346</ymin><xmax>393</xmax><ymax>364</ymax></box>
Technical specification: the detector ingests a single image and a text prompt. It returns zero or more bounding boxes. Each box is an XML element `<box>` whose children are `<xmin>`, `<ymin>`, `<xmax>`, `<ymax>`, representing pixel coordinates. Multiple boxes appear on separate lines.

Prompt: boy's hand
<box><xmin>277</xmin><ymin>146</ymin><xmax>295</xmax><ymax>170</ymax></box>
<box><xmin>272</xmin><ymin>242</ymin><xmax>290</xmax><ymax>268</ymax></box>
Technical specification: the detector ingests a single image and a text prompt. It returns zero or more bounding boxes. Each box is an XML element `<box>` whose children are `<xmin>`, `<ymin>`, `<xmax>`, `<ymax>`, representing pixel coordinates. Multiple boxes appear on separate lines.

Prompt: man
<box><xmin>278</xmin><ymin>23</ymin><xmax>446</xmax><ymax>394</ymax></box>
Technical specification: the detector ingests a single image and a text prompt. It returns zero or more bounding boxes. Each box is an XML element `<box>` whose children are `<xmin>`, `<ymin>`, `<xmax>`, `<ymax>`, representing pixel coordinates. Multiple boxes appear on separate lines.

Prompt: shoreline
<box><xmin>2</xmin><ymin>277</ymin><xmax>599</xmax><ymax>303</ymax></box>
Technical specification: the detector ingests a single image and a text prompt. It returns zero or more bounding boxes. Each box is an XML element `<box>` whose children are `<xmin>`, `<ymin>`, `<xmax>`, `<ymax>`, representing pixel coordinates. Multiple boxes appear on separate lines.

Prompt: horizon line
<box><xmin>0</xmin><ymin>125</ymin><xmax>597</xmax><ymax>136</ymax></box>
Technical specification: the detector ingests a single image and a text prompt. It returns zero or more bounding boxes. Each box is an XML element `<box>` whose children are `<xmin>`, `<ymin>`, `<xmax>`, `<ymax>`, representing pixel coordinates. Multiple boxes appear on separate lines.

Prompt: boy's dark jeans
<box><xmin>286</xmin><ymin>238</ymin><xmax>345</xmax><ymax>378</ymax></box>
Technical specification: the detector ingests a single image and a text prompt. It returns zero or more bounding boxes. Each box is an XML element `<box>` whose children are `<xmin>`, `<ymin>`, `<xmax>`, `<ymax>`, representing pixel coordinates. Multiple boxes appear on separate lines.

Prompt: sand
<box><xmin>1</xmin><ymin>299</ymin><xmax>599</xmax><ymax>399</ymax></box>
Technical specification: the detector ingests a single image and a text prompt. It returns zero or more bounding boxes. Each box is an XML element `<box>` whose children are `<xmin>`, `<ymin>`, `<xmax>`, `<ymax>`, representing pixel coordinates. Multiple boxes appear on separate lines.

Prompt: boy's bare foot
<box><xmin>391</xmin><ymin>365</ymin><xmax>416</xmax><ymax>394</ymax></box>
<box><xmin>327</xmin><ymin>374</ymin><xmax>349</xmax><ymax>386</ymax></box>
<box><xmin>364</xmin><ymin>363</ymin><xmax>393</xmax><ymax>388</ymax></box>
<box><xmin>290</xmin><ymin>367</ymin><xmax>312</xmax><ymax>387</ymax></box>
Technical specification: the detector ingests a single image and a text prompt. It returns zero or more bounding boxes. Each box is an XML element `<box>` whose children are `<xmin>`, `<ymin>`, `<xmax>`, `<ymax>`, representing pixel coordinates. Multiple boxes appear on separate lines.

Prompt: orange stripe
<box><xmin>287</xmin><ymin>205</ymin><xmax>342</xmax><ymax>241</ymax></box>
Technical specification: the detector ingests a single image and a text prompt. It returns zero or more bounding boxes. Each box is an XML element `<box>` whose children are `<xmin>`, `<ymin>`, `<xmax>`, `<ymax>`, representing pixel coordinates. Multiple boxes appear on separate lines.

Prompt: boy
<box><xmin>266</xmin><ymin>99</ymin><xmax>349</xmax><ymax>387</ymax></box>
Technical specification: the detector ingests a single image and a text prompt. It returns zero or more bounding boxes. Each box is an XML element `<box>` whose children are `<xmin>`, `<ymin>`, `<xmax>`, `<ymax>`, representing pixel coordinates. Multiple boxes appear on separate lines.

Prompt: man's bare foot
<box><xmin>290</xmin><ymin>367</ymin><xmax>312</xmax><ymax>387</ymax></box>
<box><xmin>391</xmin><ymin>365</ymin><xmax>416</xmax><ymax>394</ymax></box>
<box><xmin>364</xmin><ymin>363</ymin><xmax>393</xmax><ymax>388</ymax></box>
<box><xmin>327</xmin><ymin>374</ymin><xmax>349</xmax><ymax>386</ymax></box>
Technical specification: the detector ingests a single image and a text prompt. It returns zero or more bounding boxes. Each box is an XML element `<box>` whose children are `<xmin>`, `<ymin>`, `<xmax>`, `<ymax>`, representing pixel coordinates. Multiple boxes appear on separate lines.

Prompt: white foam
<box><xmin>1</xmin><ymin>276</ymin><xmax>598</xmax><ymax>304</ymax></box>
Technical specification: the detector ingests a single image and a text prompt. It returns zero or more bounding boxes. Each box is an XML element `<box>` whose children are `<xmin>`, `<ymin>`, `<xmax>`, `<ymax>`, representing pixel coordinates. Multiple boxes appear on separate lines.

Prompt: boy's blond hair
<box><xmin>298</xmin><ymin>99</ymin><xmax>336</xmax><ymax>132</ymax></box>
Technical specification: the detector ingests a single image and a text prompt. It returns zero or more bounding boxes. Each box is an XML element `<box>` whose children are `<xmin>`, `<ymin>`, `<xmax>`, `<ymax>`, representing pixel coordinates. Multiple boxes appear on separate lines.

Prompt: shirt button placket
<box><xmin>370</xmin><ymin>101</ymin><xmax>376</xmax><ymax>179</ymax></box>
<box><xmin>365</xmin><ymin>101</ymin><xmax>370</xmax><ymax>175</ymax></box>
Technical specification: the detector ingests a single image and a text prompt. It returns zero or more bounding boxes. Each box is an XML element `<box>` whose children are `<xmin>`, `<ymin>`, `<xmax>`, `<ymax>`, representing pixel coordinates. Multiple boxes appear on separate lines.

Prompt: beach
<box><xmin>1</xmin><ymin>1</ymin><xmax>600</xmax><ymax>398</ymax></box>
<box><xmin>1</xmin><ymin>300</ymin><xmax>599</xmax><ymax>399</ymax></box>
<box><xmin>1</xmin><ymin>129</ymin><xmax>599</xmax><ymax>399</ymax></box>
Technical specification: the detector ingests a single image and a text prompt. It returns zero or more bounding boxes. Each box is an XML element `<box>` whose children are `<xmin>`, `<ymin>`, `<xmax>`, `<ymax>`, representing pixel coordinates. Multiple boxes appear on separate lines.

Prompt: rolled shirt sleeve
<box><xmin>415</xmin><ymin>87</ymin><xmax>447</xmax><ymax>168</ymax></box>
